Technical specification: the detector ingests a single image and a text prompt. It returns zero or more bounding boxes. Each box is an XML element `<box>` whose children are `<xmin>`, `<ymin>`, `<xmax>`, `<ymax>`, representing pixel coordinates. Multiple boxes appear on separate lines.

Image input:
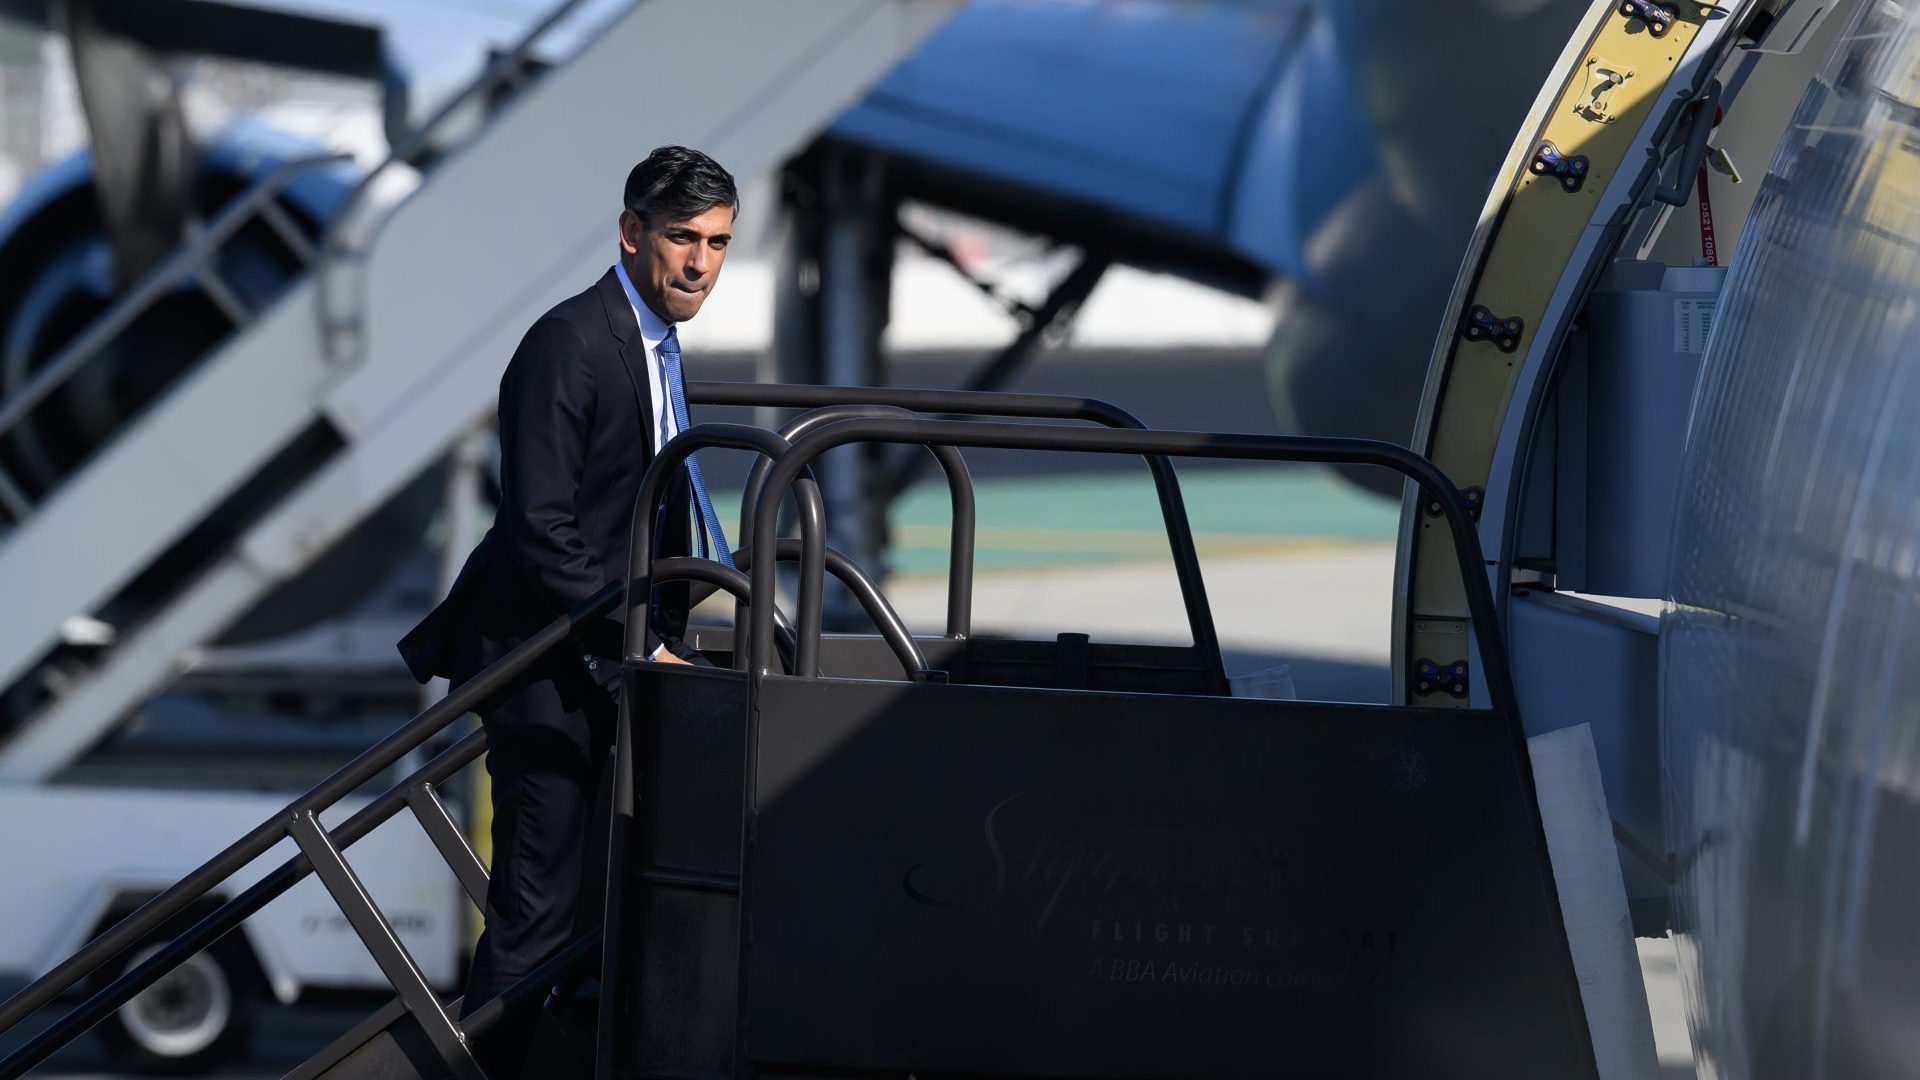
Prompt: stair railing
<box><xmin>0</xmin><ymin>523</ymin><xmax>797</xmax><ymax>1077</ymax></box>
<box><xmin>0</xmin><ymin>580</ymin><xmax>617</xmax><ymax>1080</ymax></box>
<box><xmin>313</xmin><ymin>0</ymin><xmax>619</xmax><ymax>363</ymax></box>
<box><xmin>0</xmin><ymin>152</ymin><xmax>349</xmax><ymax>529</ymax></box>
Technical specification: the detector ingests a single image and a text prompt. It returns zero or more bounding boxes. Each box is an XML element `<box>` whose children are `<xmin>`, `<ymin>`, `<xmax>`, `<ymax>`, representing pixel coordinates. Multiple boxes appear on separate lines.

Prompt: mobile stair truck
<box><xmin>0</xmin><ymin>0</ymin><xmax>1839</xmax><ymax>1075</ymax></box>
<box><xmin>0</xmin><ymin>379</ymin><xmax>1606</xmax><ymax>1079</ymax></box>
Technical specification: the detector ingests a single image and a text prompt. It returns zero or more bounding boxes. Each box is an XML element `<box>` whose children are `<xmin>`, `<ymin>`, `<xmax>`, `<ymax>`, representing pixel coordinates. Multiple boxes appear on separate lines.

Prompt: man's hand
<box><xmin>650</xmin><ymin>648</ymin><xmax>693</xmax><ymax>666</ymax></box>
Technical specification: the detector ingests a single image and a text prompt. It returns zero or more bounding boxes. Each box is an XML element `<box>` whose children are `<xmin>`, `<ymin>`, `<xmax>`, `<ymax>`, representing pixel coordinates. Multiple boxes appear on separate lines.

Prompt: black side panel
<box><xmin>617</xmin><ymin>665</ymin><xmax>752</xmax><ymax>1080</ymax></box>
<box><xmin>627</xmin><ymin>886</ymin><xmax>740</xmax><ymax>1078</ymax></box>
<box><xmin>741</xmin><ymin>678</ymin><xmax>1594</xmax><ymax>1080</ymax></box>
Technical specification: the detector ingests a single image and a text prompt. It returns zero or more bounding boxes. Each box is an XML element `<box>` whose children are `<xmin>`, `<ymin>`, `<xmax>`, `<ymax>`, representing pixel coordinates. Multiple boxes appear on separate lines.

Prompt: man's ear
<box><xmin>618</xmin><ymin>208</ymin><xmax>643</xmax><ymax>255</ymax></box>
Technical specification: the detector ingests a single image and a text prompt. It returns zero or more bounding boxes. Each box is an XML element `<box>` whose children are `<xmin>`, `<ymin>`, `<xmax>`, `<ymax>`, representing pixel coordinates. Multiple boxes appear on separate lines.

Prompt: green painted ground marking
<box><xmin>711</xmin><ymin>465</ymin><xmax>1397</xmax><ymax>575</ymax></box>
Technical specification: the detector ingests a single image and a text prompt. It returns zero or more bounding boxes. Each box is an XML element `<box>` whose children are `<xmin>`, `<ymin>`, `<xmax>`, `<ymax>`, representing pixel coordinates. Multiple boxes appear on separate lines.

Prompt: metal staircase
<box><xmin>0</xmin><ymin>0</ymin><xmax>959</xmax><ymax>782</ymax></box>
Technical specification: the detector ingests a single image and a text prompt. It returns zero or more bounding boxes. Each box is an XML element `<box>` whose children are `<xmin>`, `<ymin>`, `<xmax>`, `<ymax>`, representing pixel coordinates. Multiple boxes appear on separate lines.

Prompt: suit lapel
<box><xmin>596</xmin><ymin>267</ymin><xmax>658</xmax><ymax>455</ymax></box>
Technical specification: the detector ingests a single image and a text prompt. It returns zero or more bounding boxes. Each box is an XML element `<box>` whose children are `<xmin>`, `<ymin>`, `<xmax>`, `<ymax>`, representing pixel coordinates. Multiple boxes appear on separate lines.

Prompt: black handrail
<box><xmin>652</xmin><ymin>557</ymin><xmax>800</xmax><ymax>672</ymax></box>
<box><xmin>734</xmin><ymin>403</ymin><xmax>974</xmax><ymax>639</ymax></box>
<box><xmin>747</xmin><ymin>420</ymin><xmax>1521</xmax><ymax>720</ymax></box>
<box><xmin>0</xmin><ymin>725</ymin><xmax>493</xmax><ymax>1080</ymax></box>
<box><xmin>683</xmin><ymin>542</ymin><xmax>934</xmax><ymax>677</ymax></box>
<box><xmin>687</xmin><ymin>382</ymin><xmax>1225</xmax><ymax>692</ymax></box>
<box><xmin>620</xmin><ymin>425</ymin><xmax>819</xmax><ymax>672</ymax></box>
<box><xmin>730</xmin><ymin>541</ymin><xmax>929</xmax><ymax>677</ymax></box>
<box><xmin>0</xmin><ymin>563</ymin><xmax>741</xmax><ymax>1079</ymax></box>
<box><xmin>0</xmin><ymin>570</ymin><xmax>617</xmax><ymax>1078</ymax></box>
<box><xmin>620</xmin><ymin>422</ymin><xmax>930</xmax><ymax>679</ymax></box>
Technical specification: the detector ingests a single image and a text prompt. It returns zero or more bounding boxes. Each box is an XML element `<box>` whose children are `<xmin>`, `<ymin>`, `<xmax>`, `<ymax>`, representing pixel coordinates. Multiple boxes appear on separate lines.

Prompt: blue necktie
<box><xmin>657</xmin><ymin>326</ymin><xmax>734</xmax><ymax>568</ymax></box>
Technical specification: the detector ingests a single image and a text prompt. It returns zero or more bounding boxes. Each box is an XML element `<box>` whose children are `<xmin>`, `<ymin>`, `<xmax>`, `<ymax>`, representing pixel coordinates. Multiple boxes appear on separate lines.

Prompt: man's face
<box><xmin>620</xmin><ymin>204</ymin><xmax>733</xmax><ymax>323</ymax></box>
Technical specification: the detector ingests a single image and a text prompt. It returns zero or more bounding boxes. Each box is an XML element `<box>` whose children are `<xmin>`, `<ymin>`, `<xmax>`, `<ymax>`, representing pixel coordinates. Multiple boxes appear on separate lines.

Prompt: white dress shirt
<box><xmin>614</xmin><ymin>261</ymin><xmax>679</xmax><ymax>455</ymax></box>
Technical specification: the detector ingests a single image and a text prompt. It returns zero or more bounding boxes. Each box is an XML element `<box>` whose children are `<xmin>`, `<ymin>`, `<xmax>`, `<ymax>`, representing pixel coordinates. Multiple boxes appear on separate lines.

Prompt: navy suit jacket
<box><xmin>399</xmin><ymin>267</ymin><xmax>695</xmax><ymax>692</ymax></box>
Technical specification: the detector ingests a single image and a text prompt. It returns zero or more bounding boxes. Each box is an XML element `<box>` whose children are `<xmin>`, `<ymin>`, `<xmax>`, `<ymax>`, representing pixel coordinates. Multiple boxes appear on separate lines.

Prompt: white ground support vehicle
<box><xmin>0</xmin><ymin>785</ymin><xmax>465</xmax><ymax>1072</ymax></box>
<box><xmin>0</xmin><ymin>620</ymin><xmax>472</xmax><ymax>1073</ymax></box>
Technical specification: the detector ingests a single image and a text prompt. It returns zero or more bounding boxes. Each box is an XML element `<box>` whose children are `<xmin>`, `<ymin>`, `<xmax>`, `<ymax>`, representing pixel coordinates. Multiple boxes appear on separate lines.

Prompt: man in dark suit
<box><xmin>398</xmin><ymin>145</ymin><xmax>739</xmax><ymax>1014</ymax></box>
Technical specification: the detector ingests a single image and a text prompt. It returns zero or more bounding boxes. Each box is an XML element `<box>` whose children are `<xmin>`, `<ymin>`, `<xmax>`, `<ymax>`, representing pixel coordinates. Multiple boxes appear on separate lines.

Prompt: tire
<box><xmin>94</xmin><ymin>936</ymin><xmax>255</xmax><ymax>1074</ymax></box>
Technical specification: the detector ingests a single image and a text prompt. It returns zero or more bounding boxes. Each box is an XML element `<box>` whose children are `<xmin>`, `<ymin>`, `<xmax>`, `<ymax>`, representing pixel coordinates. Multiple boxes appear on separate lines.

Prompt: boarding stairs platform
<box><xmin>0</xmin><ymin>386</ymin><xmax>1634</xmax><ymax>1078</ymax></box>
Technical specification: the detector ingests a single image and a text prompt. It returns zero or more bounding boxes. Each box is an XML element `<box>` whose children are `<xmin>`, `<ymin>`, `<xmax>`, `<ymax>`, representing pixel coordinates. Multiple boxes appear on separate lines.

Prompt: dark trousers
<box><xmin>459</xmin><ymin>660</ymin><xmax>616</xmax><ymax>1016</ymax></box>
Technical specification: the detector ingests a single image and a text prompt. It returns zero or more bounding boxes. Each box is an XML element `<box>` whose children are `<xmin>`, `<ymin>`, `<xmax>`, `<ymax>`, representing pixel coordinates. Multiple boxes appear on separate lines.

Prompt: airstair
<box><xmin>0</xmin><ymin>381</ymin><xmax>1605</xmax><ymax>1079</ymax></box>
<box><xmin>0</xmin><ymin>0</ymin><xmax>957</xmax><ymax>783</ymax></box>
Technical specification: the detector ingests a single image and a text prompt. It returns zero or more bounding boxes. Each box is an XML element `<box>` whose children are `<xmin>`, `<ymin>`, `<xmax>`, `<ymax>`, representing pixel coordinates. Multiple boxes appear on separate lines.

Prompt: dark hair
<box><xmin>623</xmin><ymin>145</ymin><xmax>739</xmax><ymax>225</ymax></box>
